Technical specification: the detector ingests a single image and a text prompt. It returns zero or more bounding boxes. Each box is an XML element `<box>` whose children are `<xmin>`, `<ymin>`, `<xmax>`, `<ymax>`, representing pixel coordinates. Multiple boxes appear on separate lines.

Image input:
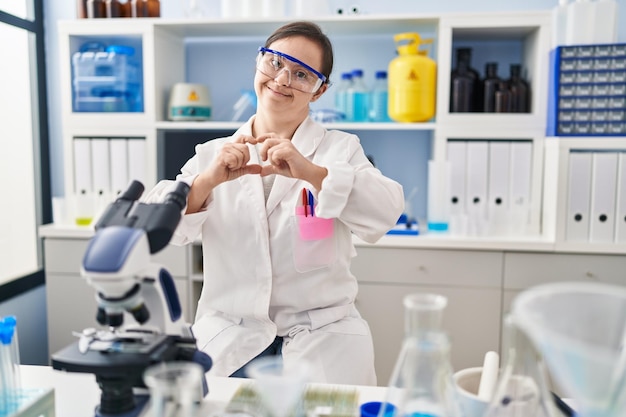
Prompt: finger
<box><xmin>243</xmin><ymin>164</ymin><xmax>263</xmax><ymax>176</ymax></box>
<box><xmin>255</xmin><ymin>132</ymin><xmax>277</xmax><ymax>142</ymax></box>
<box><xmin>233</xmin><ymin>134</ymin><xmax>257</xmax><ymax>145</ymax></box>
<box><xmin>259</xmin><ymin>165</ymin><xmax>276</xmax><ymax>177</ymax></box>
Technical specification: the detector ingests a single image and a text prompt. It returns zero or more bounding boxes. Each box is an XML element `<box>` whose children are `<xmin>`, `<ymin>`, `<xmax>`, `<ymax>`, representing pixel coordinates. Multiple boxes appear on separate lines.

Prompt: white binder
<box><xmin>90</xmin><ymin>138</ymin><xmax>111</xmax><ymax>198</ymax></box>
<box><xmin>109</xmin><ymin>139</ymin><xmax>129</xmax><ymax>196</ymax></box>
<box><xmin>73</xmin><ymin>137</ymin><xmax>92</xmax><ymax>195</ymax></box>
<box><xmin>589</xmin><ymin>152</ymin><xmax>618</xmax><ymax>243</ymax></box>
<box><xmin>487</xmin><ymin>141</ymin><xmax>511</xmax><ymax>235</ymax></box>
<box><xmin>616</xmin><ymin>152</ymin><xmax>626</xmax><ymax>243</ymax></box>
<box><xmin>465</xmin><ymin>141</ymin><xmax>489</xmax><ymax>235</ymax></box>
<box><xmin>509</xmin><ymin>141</ymin><xmax>533</xmax><ymax>235</ymax></box>
<box><xmin>127</xmin><ymin>139</ymin><xmax>147</xmax><ymax>186</ymax></box>
<box><xmin>447</xmin><ymin>140</ymin><xmax>467</xmax><ymax>216</ymax></box>
<box><xmin>565</xmin><ymin>151</ymin><xmax>593</xmax><ymax>242</ymax></box>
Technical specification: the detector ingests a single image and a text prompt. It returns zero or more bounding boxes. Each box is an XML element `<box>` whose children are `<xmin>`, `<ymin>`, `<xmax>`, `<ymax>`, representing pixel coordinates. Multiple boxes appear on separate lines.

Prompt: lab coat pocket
<box><xmin>291</xmin><ymin>214</ymin><xmax>337</xmax><ymax>272</ymax></box>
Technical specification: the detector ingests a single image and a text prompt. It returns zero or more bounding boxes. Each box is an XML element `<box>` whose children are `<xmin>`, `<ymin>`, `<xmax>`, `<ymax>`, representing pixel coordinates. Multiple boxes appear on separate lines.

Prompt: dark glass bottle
<box><xmin>450</xmin><ymin>60</ymin><xmax>474</xmax><ymax>113</ymax></box>
<box><xmin>106</xmin><ymin>0</ymin><xmax>130</xmax><ymax>17</ymax></box>
<box><xmin>87</xmin><ymin>0</ymin><xmax>107</xmax><ymax>17</ymax></box>
<box><xmin>495</xmin><ymin>81</ymin><xmax>512</xmax><ymax>113</ymax></box>
<box><xmin>450</xmin><ymin>48</ymin><xmax>480</xmax><ymax>112</ymax></box>
<box><xmin>132</xmin><ymin>0</ymin><xmax>160</xmax><ymax>17</ymax></box>
<box><xmin>508</xmin><ymin>64</ymin><xmax>530</xmax><ymax>113</ymax></box>
<box><xmin>482</xmin><ymin>62</ymin><xmax>501</xmax><ymax>113</ymax></box>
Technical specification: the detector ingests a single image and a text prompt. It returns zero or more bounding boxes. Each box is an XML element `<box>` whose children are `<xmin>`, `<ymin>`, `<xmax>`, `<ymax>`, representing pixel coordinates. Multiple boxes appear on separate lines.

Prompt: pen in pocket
<box><xmin>308</xmin><ymin>190</ymin><xmax>315</xmax><ymax>217</ymax></box>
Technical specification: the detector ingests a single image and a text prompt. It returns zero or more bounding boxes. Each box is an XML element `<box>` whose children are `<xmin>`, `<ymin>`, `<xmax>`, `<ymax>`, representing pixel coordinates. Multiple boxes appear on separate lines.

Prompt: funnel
<box><xmin>511</xmin><ymin>282</ymin><xmax>626</xmax><ymax>417</ymax></box>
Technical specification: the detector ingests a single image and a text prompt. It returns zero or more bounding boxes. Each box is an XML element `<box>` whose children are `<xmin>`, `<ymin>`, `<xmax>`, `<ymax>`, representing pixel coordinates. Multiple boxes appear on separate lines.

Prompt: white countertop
<box><xmin>39</xmin><ymin>223</ymin><xmax>559</xmax><ymax>252</ymax></box>
<box><xmin>20</xmin><ymin>365</ymin><xmax>387</xmax><ymax>417</ymax></box>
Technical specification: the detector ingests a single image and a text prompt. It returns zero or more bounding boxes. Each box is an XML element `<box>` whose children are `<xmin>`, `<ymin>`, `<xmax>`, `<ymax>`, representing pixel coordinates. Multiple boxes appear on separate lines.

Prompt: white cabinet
<box><xmin>351</xmin><ymin>246</ymin><xmax>503</xmax><ymax>384</ymax></box>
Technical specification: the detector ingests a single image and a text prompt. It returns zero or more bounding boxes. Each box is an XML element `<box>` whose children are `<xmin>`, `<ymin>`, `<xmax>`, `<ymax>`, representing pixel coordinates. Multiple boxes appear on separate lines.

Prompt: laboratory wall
<box><xmin>7</xmin><ymin>0</ymin><xmax>619</xmax><ymax>366</ymax></box>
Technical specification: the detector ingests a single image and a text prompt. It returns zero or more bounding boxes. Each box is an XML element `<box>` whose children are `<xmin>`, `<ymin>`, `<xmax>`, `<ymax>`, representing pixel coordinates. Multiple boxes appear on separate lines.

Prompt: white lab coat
<box><xmin>147</xmin><ymin>116</ymin><xmax>404</xmax><ymax>385</ymax></box>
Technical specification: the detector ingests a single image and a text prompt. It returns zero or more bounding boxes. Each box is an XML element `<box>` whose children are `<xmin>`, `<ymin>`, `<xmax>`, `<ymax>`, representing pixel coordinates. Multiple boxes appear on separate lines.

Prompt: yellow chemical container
<box><xmin>388</xmin><ymin>32</ymin><xmax>437</xmax><ymax>123</ymax></box>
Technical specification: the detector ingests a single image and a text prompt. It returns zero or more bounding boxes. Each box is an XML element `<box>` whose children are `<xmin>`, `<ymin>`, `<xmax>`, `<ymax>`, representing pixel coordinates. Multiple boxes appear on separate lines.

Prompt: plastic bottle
<box><xmin>388</xmin><ymin>32</ymin><xmax>437</xmax><ymax>123</ymax></box>
<box><xmin>369</xmin><ymin>70</ymin><xmax>391</xmax><ymax>122</ymax></box>
<box><xmin>482</xmin><ymin>62</ymin><xmax>501</xmax><ymax>113</ymax></box>
<box><xmin>507</xmin><ymin>64</ymin><xmax>530</xmax><ymax>113</ymax></box>
<box><xmin>334</xmin><ymin>72</ymin><xmax>353</xmax><ymax>121</ymax></box>
<box><xmin>593</xmin><ymin>0</ymin><xmax>618</xmax><ymax>44</ymax></box>
<box><xmin>551</xmin><ymin>0</ymin><xmax>569</xmax><ymax>47</ymax></box>
<box><xmin>450</xmin><ymin>48</ymin><xmax>479</xmax><ymax>113</ymax></box>
<box><xmin>565</xmin><ymin>0</ymin><xmax>595</xmax><ymax>45</ymax></box>
<box><xmin>347</xmin><ymin>69</ymin><xmax>369</xmax><ymax>122</ymax></box>
<box><xmin>380</xmin><ymin>293</ymin><xmax>462</xmax><ymax>417</ymax></box>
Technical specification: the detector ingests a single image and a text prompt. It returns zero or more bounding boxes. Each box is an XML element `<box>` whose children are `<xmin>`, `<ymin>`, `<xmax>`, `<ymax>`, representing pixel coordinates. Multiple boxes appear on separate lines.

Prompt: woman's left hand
<box><xmin>255</xmin><ymin>133</ymin><xmax>328</xmax><ymax>189</ymax></box>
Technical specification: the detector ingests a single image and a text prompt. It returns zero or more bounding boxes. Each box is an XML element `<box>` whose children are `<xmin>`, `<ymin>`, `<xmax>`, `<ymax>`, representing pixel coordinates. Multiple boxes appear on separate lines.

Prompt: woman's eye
<box><xmin>295</xmin><ymin>70</ymin><xmax>308</xmax><ymax>80</ymax></box>
<box><xmin>270</xmin><ymin>58</ymin><xmax>282</xmax><ymax>69</ymax></box>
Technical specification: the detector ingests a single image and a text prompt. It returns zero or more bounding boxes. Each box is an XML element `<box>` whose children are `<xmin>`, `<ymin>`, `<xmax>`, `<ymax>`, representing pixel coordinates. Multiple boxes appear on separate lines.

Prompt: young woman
<box><xmin>147</xmin><ymin>21</ymin><xmax>404</xmax><ymax>385</ymax></box>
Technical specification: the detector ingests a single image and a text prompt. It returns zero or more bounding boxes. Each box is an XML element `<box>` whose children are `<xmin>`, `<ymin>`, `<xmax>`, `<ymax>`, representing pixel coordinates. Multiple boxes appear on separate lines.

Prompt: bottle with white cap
<box><xmin>593</xmin><ymin>0</ymin><xmax>618</xmax><ymax>44</ymax></box>
<box><xmin>565</xmin><ymin>0</ymin><xmax>595</xmax><ymax>45</ymax></box>
<box><xmin>551</xmin><ymin>0</ymin><xmax>569</xmax><ymax>47</ymax></box>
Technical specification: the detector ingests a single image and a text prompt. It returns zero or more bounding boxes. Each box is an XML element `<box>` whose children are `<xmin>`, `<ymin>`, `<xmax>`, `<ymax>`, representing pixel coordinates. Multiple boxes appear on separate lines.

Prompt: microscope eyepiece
<box><xmin>118</xmin><ymin>180</ymin><xmax>145</xmax><ymax>202</ymax></box>
<box><xmin>163</xmin><ymin>181</ymin><xmax>190</xmax><ymax>211</ymax></box>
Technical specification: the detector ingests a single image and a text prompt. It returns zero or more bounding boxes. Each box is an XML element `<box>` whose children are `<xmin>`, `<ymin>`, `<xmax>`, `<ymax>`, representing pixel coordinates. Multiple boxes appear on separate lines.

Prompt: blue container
<box><xmin>72</xmin><ymin>44</ymin><xmax>143</xmax><ymax>113</ymax></box>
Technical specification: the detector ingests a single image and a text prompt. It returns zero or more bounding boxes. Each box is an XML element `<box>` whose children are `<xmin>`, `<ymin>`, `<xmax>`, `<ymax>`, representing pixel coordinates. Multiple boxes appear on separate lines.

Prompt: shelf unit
<box><xmin>50</xmin><ymin>11</ymin><xmax>626</xmax><ymax>383</ymax></box>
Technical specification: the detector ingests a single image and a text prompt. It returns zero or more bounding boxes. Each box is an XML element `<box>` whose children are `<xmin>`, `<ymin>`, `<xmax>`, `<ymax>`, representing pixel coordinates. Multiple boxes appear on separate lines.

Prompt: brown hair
<box><xmin>264</xmin><ymin>21</ymin><xmax>334</xmax><ymax>85</ymax></box>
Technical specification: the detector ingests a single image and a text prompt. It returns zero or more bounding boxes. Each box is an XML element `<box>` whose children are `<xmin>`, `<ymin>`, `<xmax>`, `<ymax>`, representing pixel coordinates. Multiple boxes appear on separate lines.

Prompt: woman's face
<box><xmin>254</xmin><ymin>36</ymin><xmax>327</xmax><ymax>117</ymax></box>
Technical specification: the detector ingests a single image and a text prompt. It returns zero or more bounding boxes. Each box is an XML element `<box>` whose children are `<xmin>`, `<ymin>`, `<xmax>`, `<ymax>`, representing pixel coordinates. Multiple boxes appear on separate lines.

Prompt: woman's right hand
<box><xmin>186</xmin><ymin>135</ymin><xmax>262</xmax><ymax>213</ymax></box>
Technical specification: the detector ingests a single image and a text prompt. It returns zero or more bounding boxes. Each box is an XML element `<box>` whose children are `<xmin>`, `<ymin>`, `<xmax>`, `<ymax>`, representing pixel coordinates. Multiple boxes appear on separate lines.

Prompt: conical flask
<box><xmin>380</xmin><ymin>293</ymin><xmax>462</xmax><ymax>417</ymax></box>
<box><xmin>483</xmin><ymin>316</ymin><xmax>558</xmax><ymax>417</ymax></box>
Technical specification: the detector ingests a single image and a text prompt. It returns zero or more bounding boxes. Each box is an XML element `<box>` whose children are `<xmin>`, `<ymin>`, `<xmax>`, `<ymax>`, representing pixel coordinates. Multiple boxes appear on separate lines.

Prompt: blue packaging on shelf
<box><xmin>72</xmin><ymin>44</ymin><xmax>143</xmax><ymax>113</ymax></box>
<box><xmin>546</xmin><ymin>43</ymin><xmax>626</xmax><ymax>137</ymax></box>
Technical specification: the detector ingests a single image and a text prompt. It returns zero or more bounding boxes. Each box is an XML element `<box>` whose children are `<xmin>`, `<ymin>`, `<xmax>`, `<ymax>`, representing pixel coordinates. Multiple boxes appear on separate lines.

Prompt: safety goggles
<box><xmin>256</xmin><ymin>47</ymin><xmax>327</xmax><ymax>94</ymax></box>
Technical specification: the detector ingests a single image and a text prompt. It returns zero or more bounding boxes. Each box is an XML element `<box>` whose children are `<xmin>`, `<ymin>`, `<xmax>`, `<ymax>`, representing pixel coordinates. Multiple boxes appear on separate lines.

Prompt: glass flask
<box><xmin>380</xmin><ymin>293</ymin><xmax>462</xmax><ymax>417</ymax></box>
<box><xmin>483</xmin><ymin>316</ymin><xmax>558</xmax><ymax>417</ymax></box>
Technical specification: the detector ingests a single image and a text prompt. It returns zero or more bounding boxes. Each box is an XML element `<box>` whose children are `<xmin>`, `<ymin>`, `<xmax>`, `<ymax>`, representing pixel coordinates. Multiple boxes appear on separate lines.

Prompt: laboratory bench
<box><xmin>39</xmin><ymin>223</ymin><xmax>626</xmax><ymax>385</ymax></box>
<box><xmin>18</xmin><ymin>364</ymin><xmax>387</xmax><ymax>417</ymax></box>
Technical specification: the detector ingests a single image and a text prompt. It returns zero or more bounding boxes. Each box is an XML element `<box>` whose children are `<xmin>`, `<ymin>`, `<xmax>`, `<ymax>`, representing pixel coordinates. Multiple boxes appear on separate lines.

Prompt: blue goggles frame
<box><xmin>258</xmin><ymin>47</ymin><xmax>327</xmax><ymax>85</ymax></box>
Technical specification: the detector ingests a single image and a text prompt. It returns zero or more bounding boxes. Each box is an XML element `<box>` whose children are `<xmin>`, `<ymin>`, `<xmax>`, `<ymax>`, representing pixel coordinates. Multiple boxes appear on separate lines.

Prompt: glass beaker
<box><xmin>380</xmin><ymin>293</ymin><xmax>462</xmax><ymax>417</ymax></box>
<box><xmin>483</xmin><ymin>316</ymin><xmax>558</xmax><ymax>417</ymax></box>
<box><xmin>143</xmin><ymin>361</ymin><xmax>205</xmax><ymax>417</ymax></box>
<box><xmin>245</xmin><ymin>356</ymin><xmax>311</xmax><ymax>417</ymax></box>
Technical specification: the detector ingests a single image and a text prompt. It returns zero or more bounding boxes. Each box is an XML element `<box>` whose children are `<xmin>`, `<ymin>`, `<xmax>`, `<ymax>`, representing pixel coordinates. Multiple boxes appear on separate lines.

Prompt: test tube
<box><xmin>5</xmin><ymin>317</ymin><xmax>20</xmax><ymax>393</ymax></box>
<box><xmin>0</xmin><ymin>316</ymin><xmax>20</xmax><ymax>413</ymax></box>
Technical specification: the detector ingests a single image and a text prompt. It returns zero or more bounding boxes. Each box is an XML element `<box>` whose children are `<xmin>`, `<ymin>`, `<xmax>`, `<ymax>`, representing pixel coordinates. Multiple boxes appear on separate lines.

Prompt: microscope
<box><xmin>51</xmin><ymin>180</ymin><xmax>212</xmax><ymax>417</ymax></box>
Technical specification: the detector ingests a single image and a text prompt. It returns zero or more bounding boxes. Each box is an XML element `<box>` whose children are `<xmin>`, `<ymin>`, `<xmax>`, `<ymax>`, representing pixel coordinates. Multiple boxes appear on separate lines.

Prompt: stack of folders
<box><xmin>72</xmin><ymin>136</ymin><xmax>147</xmax><ymax>225</ymax></box>
<box><xmin>447</xmin><ymin>140</ymin><xmax>533</xmax><ymax>237</ymax></box>
<box><xmin>565</xmin><ymin>150</ymin><xmax>626</xmax><ymax>244</ymax></box>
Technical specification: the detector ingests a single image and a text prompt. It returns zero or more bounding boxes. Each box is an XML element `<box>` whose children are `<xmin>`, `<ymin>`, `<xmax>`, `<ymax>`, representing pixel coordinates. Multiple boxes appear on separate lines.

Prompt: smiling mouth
<box><xmin>267</xmin><ymin>83</ymin><xmax>292</xmax><ymax>97</ymax></box>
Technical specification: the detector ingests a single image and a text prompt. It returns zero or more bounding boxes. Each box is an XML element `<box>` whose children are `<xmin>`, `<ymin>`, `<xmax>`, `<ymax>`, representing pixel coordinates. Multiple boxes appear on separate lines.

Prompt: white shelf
<box><xmin>56</xmin><ymin>12</ymin><xmax>626</xmax><ymax>255</ymax></box>
<box><xmin>155</xmin><ymin>121</ymin><xmax>436</xmax><ymax>131</ymax></box>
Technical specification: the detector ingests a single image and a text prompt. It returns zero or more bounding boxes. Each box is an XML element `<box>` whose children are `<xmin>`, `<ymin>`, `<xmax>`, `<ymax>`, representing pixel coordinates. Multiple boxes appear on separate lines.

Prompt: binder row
<box><xmin>73</xmin><ymin>136</ymin><xmax>146</xmax><ymax>200</ymax></box>
<box><xmin>447</xmin><ymin>140</ymin><xmax>533</xmax><ymax>237</ymax></box>
<box><xmin>566</xmin><ymin>151</ymin><xmax>626</xmax><ymax>244</ymax></box>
